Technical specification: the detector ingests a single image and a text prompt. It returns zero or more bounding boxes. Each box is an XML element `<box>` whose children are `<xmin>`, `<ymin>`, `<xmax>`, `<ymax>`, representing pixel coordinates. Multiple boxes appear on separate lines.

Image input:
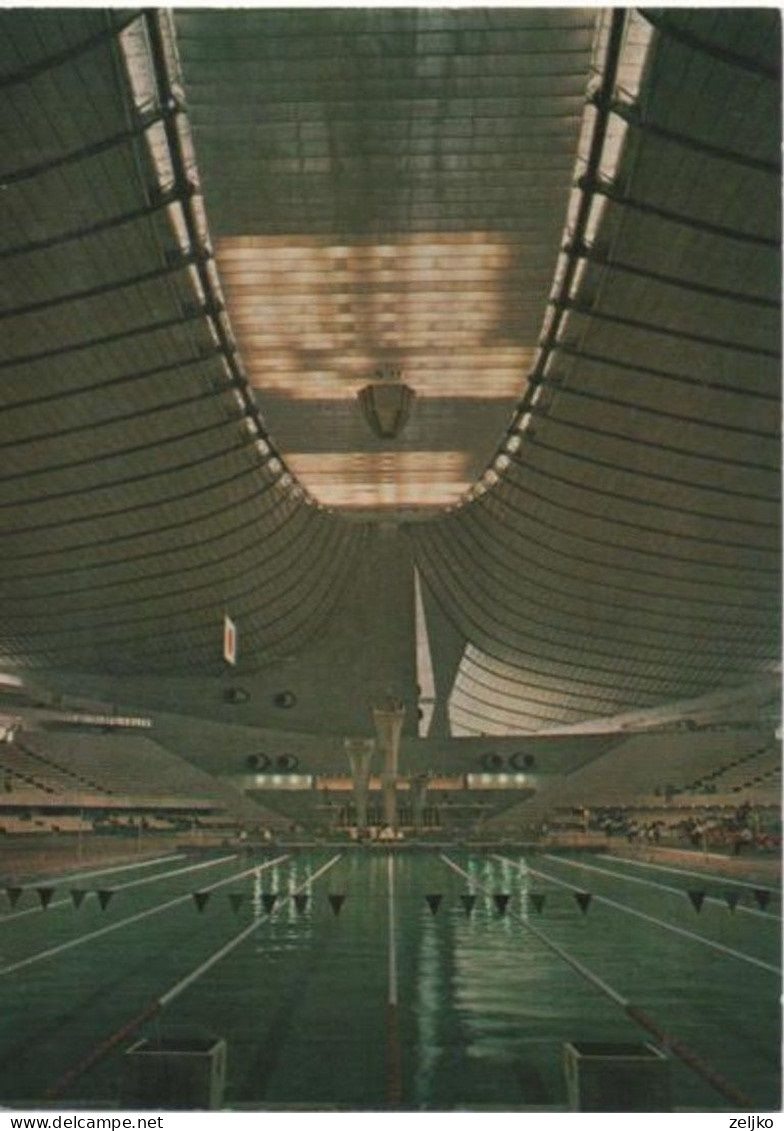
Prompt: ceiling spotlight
<box><xmin>357</xmin><ymin>366</ymin><xmax>415</xmax><ymax>439</ymax></box>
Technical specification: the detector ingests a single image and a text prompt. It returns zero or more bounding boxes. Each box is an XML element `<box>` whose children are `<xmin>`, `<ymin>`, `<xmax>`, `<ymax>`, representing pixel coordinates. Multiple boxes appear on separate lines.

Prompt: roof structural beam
<box><xmin>448</xmin><ymin>508</ymin><xmax>776</xmax><ymax>622</ymax></box>
<box><xmin>524</xmin><ymin>432</ymin><xmax>778</xmax><ymax>504</ymax></box>
<box><xmin>0</xmin><ymin>307</ymin><xmax>209</xmax><ymax>372</ymax></box>
<box><xmin>0</xmin><ymin>106</ymin><xmax>174</xmax><ymax>187</ymax></box>
<box><xmin>482</xmin><ymin>479</ymin><xmax>777</xmax><ymax>571</ymax></box>
<box><xmin>0</xmin><ymin>487</ymin><xmax>294</xmax><ymax>586</ymax></box>
<box><xmin>0</xmin><ymin>248</ymin><xmax>211</xmax><ymax>322</ymax></box>
<box><xmin>601</xmin><ymin>96</ymin><xmax>780</xmax><ymax>176</ymax></box>
<box><xmin>0</xmin><ymin>420</ymin><xmax>246</xmax><ymax>500</ymax></box>
<box><xmin>0</xmin><ymin>185</ymin><xmax>188</xmax><ymax>262</ymax></box>
<box><xmin>579</xmin><ymin>175</ymin><xmax>779</xmax><ymax>249</ymax></box>
<box><xmin>565</xmin><ymin>239</ymin><xmax>779</xmax><ymax>309</ymax></box>
<box><xmin>553</xmin><ymin>296</ymin><xmax>780</xmax><ymax>361</ymax></box>
<box><xmin>467</xmin><ymin>500</ymin><xmax>777</xmax><ymax>605</ymax></box>
<box><xmin>8</xmin><ymin>517</ymin><xmax>347</xmax><ymax>639</ymax></box>
<box><xmin>524</xmin><ymin>408</ymin><xmax>779</xmax><ymax>486</ymax></box>
<box><xmin>555</xmin><ymin>343</ymin><xmax>779</xmax><ymax>405</ymax></box>
<box><xmin>540</xmin><ymin>375</ymin><xmax>778</xmax><ymax>436</ymax></box>
<box><xmin>502</xmin><ymin>456</ymin><xmax>778</xmax><ymax>546</ymax></box>
<box><xmin>0</xmin><ymin>10</ymin><xmax>141</xmax><ymax>90</ymax></box>
<box><xmin>0</xmin><ymin>346</ymin><xmax>224</xmax><ymax>415</ymax></box>
<box><xmin>525</xmin><ymin>10</ymin><xmax>626</xmax><ymax>389</ymax></box>
<box><xmin>0</xmin><ymin>387</ymin><xmax>220</xmax><ymax>455</ymax></box>
<box><xmin>639</xmin><ymin>9</ymin><xmax>781</xmax><ymax>81</ymax></box>
<box><xmin>0</xmin><ymin>498</ymin><xmax>316</xmax><ymax>618</ymax></box>
<box><xmin>413</xmin><ymin>537</ymin><xmax>751</xmax><ymax>690</ymax></box>
<box><xmin>141</xmin><ymin>9</ymin><xmax>277</xmax><ymax>466</ymax></box>
<box><xmin>422</xmin><ymin>523</ymin><xmax>773</xmax><ymax>653</ymax></box>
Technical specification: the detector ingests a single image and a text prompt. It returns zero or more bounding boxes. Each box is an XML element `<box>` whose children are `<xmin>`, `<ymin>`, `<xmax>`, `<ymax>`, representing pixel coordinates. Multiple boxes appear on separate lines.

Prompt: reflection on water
<box><xmin>6</xmin><ymin>849</ymin><xmax>769</xmax><ymax>1111</ymax></box>
<box><xmin>414</xmin><ymin>898</ymin><xmax>441</xmax><ymax>1108</ymax></box>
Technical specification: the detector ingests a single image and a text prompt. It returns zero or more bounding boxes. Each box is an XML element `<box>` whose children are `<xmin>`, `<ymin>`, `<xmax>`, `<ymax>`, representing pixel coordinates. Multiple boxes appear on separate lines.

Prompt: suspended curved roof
<box><xmin>0</xmin><ymin>8</ymin><xmax>779</xmax><ymax>728</ymax></box>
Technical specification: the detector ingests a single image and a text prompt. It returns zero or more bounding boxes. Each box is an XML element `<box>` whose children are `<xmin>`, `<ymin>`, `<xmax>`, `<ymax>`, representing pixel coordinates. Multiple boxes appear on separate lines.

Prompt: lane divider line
<box><xmin>0</xmin><ymin>855</ymin><xmax>289</xmax><ymax>976</ymax></box>
<box><xmin>440</xmin><ymin>853</ymin><xmax>755</xmax><ymax>1110</ymax></box>
<box><xmin>45</xmin><ymin>854</ymin><xmax>342</xmax><ymax>1100</ymax></box>
<box><xmin>496</xmin><ymin>856</ymin><xmax>781</xmax><ymax>975</ymax></box>
<box><xmin>0</xmin><ymin>854</ymin><xmax>238</xmax><ymax>926</ymax></box>
<box><xmin>26</xmin><ymin>853</ymin><xmax>186</xmax><ymax>889</ymax></box>
<box><xmin>598</xmin><ymin>852</ymin><xmax>781</xmax><ymax>895</ymax></box>
<box><xmin>112</xmin><ymin>853</ymin><xmax>237</xmax><ymax>892</ymax></box>
<box><xmin>159</xmin><ymin>854</ymin><xmax>340</xmax><ymax>1006</ymax></box>
<box><xmin>545</xmin><ymin>853</ymin><xmax>773</xmax><ymax>920</ymax></box>
<box><xmin>440</xmin><ymin>855</ymin><xmax>626</xmax><ymax>1005</ymax></box>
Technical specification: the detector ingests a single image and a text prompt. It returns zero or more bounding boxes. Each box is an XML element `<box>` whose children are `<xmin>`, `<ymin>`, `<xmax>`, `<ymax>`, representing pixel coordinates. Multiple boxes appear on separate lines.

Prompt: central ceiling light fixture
<box><xmin>357</xmin><ymin>366</ymin><xmax>415</xmax><ymax>439</ymax></box>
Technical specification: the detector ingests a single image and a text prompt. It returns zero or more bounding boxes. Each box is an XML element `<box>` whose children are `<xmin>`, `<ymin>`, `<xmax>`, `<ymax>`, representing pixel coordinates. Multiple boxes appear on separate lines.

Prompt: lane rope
<box><xmin>0</xmin><ymin>854</ymin><xmax>190</xmax><ymax>923</ymax></box>
<box><xmin>598</xmin><ymin>852</ymin><xmax>781</xmax><ymax>895</ymax></box>
<box><xmin>496</xmin><ymin>855</ymin><xmax>780</xmax><ymax>975</ymax></box>
<box><xmin>0</xmin><ymin>855</ymin><xmax>289</xmax><ymax>976</ymax></box>
<box><xmin>440</xmin><ymin>852</ymin><xmax>755</xmax><ymax>1109</ymax></box>
<box><xmin>545</xmin><ymin>853</ymin><xmax>773</xmax><ymax>920</ymax></box>
<box><xmin>44</xmin><ymin>853</ymin><xmax>341</xmax><ymax>1100</ymax></box>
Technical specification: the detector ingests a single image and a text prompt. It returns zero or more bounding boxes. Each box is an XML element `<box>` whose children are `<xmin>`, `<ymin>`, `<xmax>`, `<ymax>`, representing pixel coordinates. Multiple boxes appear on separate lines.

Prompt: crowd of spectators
<box><xmin>585</xmin><ymin>800</ymin><xmax>779</xmax><ymax>855</ymax></box>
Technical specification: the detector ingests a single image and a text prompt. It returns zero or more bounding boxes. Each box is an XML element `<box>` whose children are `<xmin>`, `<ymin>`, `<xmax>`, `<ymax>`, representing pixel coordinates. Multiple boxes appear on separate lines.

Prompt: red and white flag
<box><xmin>223</xmin><ymin>614</ymin><xmax>237</xmax><ymax>666</ymax></box>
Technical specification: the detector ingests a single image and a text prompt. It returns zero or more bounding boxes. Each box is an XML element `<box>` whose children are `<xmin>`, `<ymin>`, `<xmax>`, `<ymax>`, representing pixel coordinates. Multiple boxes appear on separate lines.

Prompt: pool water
<box><xmin>0</xmin><ymin>849</ymin><xmax>779</xmax><ymax>1110</ymax></box>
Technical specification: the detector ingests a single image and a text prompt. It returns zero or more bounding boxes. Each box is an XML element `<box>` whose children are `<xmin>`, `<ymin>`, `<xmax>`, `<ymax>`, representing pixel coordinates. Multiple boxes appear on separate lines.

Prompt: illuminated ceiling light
<box><xmin>482</xmin><ymin>469</ymin><xmax>499</xmax><ymax>489</ymax></box>
<box><xmin>267</xmin><ymin>457</ymin><xmax>282</xmax><ymax>476</ymax></box>
<box><xmin>494</xmin><ymin>453</ymin><xmax>510</xmax><ymax>473</ymax></box>
<box><xmin>505</xmin><ymin>433</ymin><xmax>522</xmax><ymax>453</ymax></box>
<box><xmin>357</xmin><ymin>367</ymin><xmax>416</xmax><ymax>439</ymax></box>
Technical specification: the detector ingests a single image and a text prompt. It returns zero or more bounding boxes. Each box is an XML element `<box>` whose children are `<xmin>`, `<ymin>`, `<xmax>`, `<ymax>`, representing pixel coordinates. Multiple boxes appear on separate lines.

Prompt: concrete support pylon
<box><xmin>372</xmin><ymin>699</ymin><xmax>406</xmax><ymax>831</ymax></box>
<box><xmin>344</xmin><ymin>737</ymin><xmax>375</xmax><ymax>832</ymax></box>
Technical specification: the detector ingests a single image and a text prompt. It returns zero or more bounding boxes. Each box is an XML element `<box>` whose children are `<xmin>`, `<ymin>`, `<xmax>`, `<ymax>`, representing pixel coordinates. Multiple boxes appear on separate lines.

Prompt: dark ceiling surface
<box><xmin>0</xmin><ymin>8</ymin><xmax>779</xmax><ymax>736</ymax></box>
<box><xmin>412</xmin><ymin>8</ymin><xmax>781</xmax><ymax>732</ymax></box>
<box><xmin>0</xmin><ymin>9</ymin><xmax>363</xmax><ymax>676</ymax></box>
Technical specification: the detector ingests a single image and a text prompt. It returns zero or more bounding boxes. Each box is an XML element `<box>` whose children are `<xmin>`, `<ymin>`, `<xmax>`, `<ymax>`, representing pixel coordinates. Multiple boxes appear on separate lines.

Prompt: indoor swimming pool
<box><xmin>0</xmin><ymin>848</ymin><xmax>779</xmax><ymax>1110</ymax></box>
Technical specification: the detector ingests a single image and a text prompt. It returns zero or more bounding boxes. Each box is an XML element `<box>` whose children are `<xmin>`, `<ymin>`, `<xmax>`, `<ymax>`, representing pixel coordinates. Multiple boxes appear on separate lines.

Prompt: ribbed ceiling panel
<box><xmin>412</xmin><ymin>9</ymin><xmax>781</xmax><ymax>733</ymax></box>
<box><xmin>0</xmin><ymin>10</ymin><xmax>362</xmax><ymax>675</ymax></box>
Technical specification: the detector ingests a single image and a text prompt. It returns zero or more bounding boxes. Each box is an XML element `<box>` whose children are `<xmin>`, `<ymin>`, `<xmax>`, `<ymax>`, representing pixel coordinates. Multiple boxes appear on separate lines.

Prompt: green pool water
<box><xmin>0</xmin><ymin>849</ymin><xmax>779</xmax><ymax>1110</ymax></box>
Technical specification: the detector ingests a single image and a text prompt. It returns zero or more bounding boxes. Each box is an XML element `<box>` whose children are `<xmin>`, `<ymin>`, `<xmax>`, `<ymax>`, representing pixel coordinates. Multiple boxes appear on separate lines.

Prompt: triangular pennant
<box><xmin>228</xmin><ymin>893</ymin><xmax>246</xmax><ymax>914</ymax></box>
<box><xmin>97</xmin><ymin>889</ymin><xmax>114</xmax><ymax>910</ymax></box>
<box><xmin>493</xmin><ymin>893</ymin><xmax>510</xmax><ymax>915</ymax></box>
<box><xmin>192</xmin><ymin>891</ymin><xmax>211</xmax><ymax>912</ymax></box>
<box><xmin>328</xmin><ymin>893</ymin><xmax>346</xmax><ymax>916</ymax></box>
<box><xmin>687</xmin><ymin>890</ymin><xmax>706</xmax><ymax>913</ymax></box>
<box><xmin>425</xmin><ymin>894</ymin><xmax>442</xmax><ymax>915</ymax></box>
<box><xmin>723</xmin><ymin>891</ymin><xmax>741</xmax><ymax>912</ymax></box>
<box><xmin>753</xmin><ymin>889</ymin><xmax>771</xmax><ymax>911</ymax></box>
<box><xmin>261</xmin><ymin>892</ymin><xmax>278</xmax><ymax>914</ymax></box>
<box><xmin>574</xmin><ymin>891</ymin><xmax>592</xmax><ymax>914</ymax></box>
<box><xmin>529</xmin><ymin>892</ymin><xmax>546</xmax><ymax>914</ymax></box>
<box><xmin>460</xmin><ymin>894</ymin><xmax>477</xmax><ymax>915</ymax></box>
<box><xmin>37</xmin><ymin>887</ymin><xmax>55</xmax><ymax>910</ymax></box>
<box><xmin>70</xmin><ymin>889</ymin><xmax>87</xmax><ymax>909</ymax></box>
<box><xmin>5</xmin><ymin>886</ymin><xmax>23</xmax><ymax>908</ymax></box>
<box><xmin>293</xmin><ymin>893</ymin><xmax>309</xmax><ymax>913</ymax></box>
